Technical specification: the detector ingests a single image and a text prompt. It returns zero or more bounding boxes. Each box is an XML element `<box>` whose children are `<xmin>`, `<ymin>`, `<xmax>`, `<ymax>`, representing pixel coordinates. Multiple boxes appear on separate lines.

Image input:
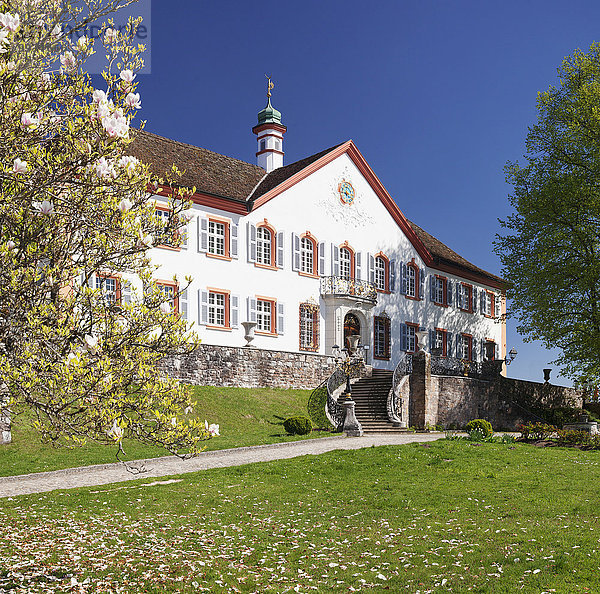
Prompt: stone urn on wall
<box><xmin>242</xmin><ymin>321</ymin><xmax>257</xmax><ymax>347</ymax></box>
<box><xmin>347</xmin><ymin>334</ymin><xmax>361</xmax><ymax>355</ymax></box>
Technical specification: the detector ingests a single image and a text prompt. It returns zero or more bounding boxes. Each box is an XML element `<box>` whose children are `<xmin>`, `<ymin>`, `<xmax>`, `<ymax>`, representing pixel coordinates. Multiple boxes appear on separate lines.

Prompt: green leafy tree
<box><xmin>495</xmin><ymin>42</ymin><xmax>600</xmax><ymax>383</ymax></box>
<box><xmin>0</xmin><ymin>0</ymin><xmax>212</xmax><ymax>456</ymax></box>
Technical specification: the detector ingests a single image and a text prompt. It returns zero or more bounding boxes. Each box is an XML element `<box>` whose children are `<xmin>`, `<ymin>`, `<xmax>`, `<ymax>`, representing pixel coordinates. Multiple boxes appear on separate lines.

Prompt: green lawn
<box><xmin>2</xmin><ymin>440</ymin><xmax>600</xmax><ymax>592</ymax></box>
<box><xmin>0</xmin><ymin>385</ymin><xmax>323</xmax><ymax>476</ymax></box>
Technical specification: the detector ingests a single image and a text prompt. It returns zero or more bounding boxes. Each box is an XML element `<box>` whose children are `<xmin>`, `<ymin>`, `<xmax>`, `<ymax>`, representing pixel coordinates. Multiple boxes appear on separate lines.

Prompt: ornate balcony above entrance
<box><xmin>320</xmin><ymin>276</ymin><xmax>377</xmax><ymax>304</ymax></box>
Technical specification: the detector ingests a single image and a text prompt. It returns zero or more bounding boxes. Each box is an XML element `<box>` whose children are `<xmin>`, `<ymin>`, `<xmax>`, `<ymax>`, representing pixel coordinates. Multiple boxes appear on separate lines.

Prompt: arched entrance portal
<box><xmin>344</xmin><ymin>312</ymin><xmax>361</xmax><ymax>354</ymax></box>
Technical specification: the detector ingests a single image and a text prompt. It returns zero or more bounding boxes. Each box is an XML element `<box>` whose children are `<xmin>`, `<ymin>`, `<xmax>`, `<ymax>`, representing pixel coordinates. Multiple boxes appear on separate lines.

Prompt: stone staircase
<box><xmin>339</xmin><ymin>369</ymin><xmax>407</xmax><ymax>433</ymax></box>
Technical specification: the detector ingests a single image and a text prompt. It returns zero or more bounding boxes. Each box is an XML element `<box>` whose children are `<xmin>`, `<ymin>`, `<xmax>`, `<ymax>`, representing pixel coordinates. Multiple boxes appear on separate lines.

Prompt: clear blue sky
<box><xmin>104</xmin><ymin>0</ymin><xmax>600</xmax><ymax>386</ymax></box>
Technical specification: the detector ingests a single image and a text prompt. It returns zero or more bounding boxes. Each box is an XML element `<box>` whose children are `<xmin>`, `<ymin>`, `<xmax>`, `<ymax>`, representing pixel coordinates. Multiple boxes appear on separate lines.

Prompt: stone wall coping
<box><xmin>192</xmin><ymin>343</ymin><xmax>335</xmax><ymax>360</ymax></box>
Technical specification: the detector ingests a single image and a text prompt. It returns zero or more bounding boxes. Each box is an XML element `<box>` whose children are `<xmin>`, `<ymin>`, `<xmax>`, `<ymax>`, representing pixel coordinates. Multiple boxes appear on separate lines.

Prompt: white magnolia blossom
<box><xmin>184</xmin><ymin>405</ymin><xmax>193</xmax><ymax>414</ymax></box>
<box><xmin>124</xmin><ymin>92</ymin><xmax>141</xmax><ymax>109</ymax></box>
<box><xmin>171</xmin><ymin>416</ymin><xmax>177</xmax><ymax>427</ymax></box>
<box><xmin>5</xmin><ymin>240</ymin><xmax>16</xmax><ymax>251</ymax></box>
<box><xmin>205</xmin><ymin>420</ymin><xmax>220</xmax><ymax>436</ymax></box>
<box><xmin>60</xmin><ymin>51</ymin><xmax>76</xmax><ymax>71</ymax></box>
<box><xmin>92</xmin><ymin>89</ymin><xmax>108</xmax><ymax>104</ymax></box>
<box><xmin>37</xmin><ymin>72</ymin><xmax>50</xmax><ymax>89</ymax></box>
<box><xmin>108</xmin><ymin>419</ymin><xmax>123</xmax><ymax>441</ymax></box>
<box><xmin>32</xmin><ymin>200</ymin><xmax>53</xmax><ymax>215</ymax></box>
<box><xmin>118</xmin><ymin>197</ymin><xmax>133</xmax><ymax>212</ymax></box>
<box><xmin>20</xmin><ymin>112</ymin><xmax>39</xmax><ymax>131</ymax></box>
<box><xmin>76</xmin><ymin>35</ymin><xmax>89</xmax><ymax>49</ymax></box>
<box><xmin>12</xmin><ymin>158</ymin><xmax>28</xmax><ymax>173</ymax></box>
<box><xmin>94</xmin><ymin>156</ymin><xmax>116</xmax><ymax>179</ymax></box>
<box><xmin>118</xmin><ymin>155</ymin><xmax>139</xmax><ymax>175</ymax></box>
<box><xmin>119</xmin><ymin>69</ymin><xmax>135</xmax><ymax>85</ymax></box>
<box><xmin>0</xmin><ymin>29</ymin><xmax>8</xmax><ymax>53</ymax></box>
<box><xmin>84</xmin><ymin>333</ymin><xmax>99</xmax><ymax>354</ymax></box>
<box><xmin>101</xmin><ymin>109</ymin><xmax>129</xmax><ymax>138</ymax></box>
<box><xmin>104</xmin><ymin>27</ymin><xmax>117</xmax><ymax>43</ymax></box>
<box><xmin>139</xmin><ymin>232</ymin><xmax>153</xmax><ymax>248</ymax></box>
<box><xmin>0</xmin><ymin>12</ymin><xmax>20</xmax><ymax>32</ymax></box>
<box><xmin>160</xmin><ymin>301</ymin><xmax>172</xmax><ymax>313</ymax></box>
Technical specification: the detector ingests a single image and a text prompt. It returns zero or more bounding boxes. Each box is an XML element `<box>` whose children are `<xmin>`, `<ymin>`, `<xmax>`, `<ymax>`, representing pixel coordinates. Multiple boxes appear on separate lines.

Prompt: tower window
<box><xmin>259</xmin><ymin>139</ymin><xmax>266</xmax><ymax>152</ymax></box>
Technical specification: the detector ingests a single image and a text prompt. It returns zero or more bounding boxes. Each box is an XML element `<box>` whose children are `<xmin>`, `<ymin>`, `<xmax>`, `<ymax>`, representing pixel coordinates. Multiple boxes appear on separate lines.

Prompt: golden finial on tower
<box><xmin>265</xmin><ymin>74</ymin><xmax>274</xmax><ymax>98</ymax></box>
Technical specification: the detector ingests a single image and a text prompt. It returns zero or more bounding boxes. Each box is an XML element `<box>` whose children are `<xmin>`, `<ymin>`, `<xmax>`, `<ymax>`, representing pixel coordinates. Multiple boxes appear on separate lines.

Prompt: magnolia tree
<box><xmin>0</xmin><ymin>0</ymin><xmax>216</xmax><ymax>456</ymax></box>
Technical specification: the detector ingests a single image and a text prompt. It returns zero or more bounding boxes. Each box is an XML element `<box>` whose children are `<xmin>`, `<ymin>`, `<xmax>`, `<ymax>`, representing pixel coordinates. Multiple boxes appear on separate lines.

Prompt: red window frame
<box><xmin>432</xmin><ymin>275</ymin><xmax>448</xmax><ymax>307</ymax></box>
<box><xmin>255</xmin><ymin>221</ymin><xmax>277</xmax><ymax>270</ymax></box>
<box><xmin>460</xmin><ymin>333</ymin><xmax>473</xmax><ymax>361</ymax></box>
<box><xmin>154</xmin><ymin>205</ymin><xmax>182</xmax><ymax>251</ymax></box>
<box><xmin>406</xmin><ymin>261</ymin><xmax>419</xmax><ymax>300</ymax></box>
<box><xmin>483</xmin><ymin>290</ymin><xmax>495</xmax><ymax>318</ymax></box>
<box><xmin>256</xmin><ymin>295</ymin><xmax>277</xmax><ymax>335</ymax></box>
<box><xmin>299</xmin><ymin>303</ymin><xmax>319</xmax><ymax>351</ymax></box>
<box><xmin>373</xmin><ymin>315</ymin><xmax>391</xmax><ymax>360</ymax></box>
<box><xmin>484</xmin><ymin>339</ymin><xmax>496</xmax><ymax>361</ymax></box>
<box><xmin>406</xmin><ymin>321</ymin><xmax>419</xmax><ymax>354</ymax></box>
<box><xmin>434</xmin><ymin>327</ymin><xmax>448</xmax><ymax>357</ymax></box>
<box><xmin>373</xmin><ymin>252</ymin><xmax>390</xmax><ymax>293</ymax></box>
<box><xmin>339</xmin><ymin>242</ymin><xmax>355</xmax><ymax>279</ymax></box>
<box><xmin>299</xmin><ymin>233</ymin><xmax>318</xmax><ymax>278</ymax></box>
<box><xmin>95</xmin><ymin>273</ymin><xmax>121</xmax><ymax>306</ymax></box>
<box><xmin>206</xmin><ymin>288</ymin><xmax>231</xmax><ymax>329</ymax></box>
<box><xmin>458</xmin><ymin>283</ymin><xmax>473</xmax><ymax>313</ymax></box>
<box><xmin>156</xmin><ymin>279</ymin><xmax>179</xmax><ymax>314</ymax></box>
<box><xmin>207</xmin><ymin>217</ymin><xmax>231</xmax><ymax>261</ymax></box>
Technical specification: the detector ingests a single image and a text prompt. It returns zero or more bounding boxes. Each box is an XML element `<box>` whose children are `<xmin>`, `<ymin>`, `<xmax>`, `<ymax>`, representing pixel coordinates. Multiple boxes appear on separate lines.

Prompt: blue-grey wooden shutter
<box><xmin>400</xmin><ymin>323</ymin><xmax>407</xmax><ymax>351</ymax></box>
<box><xmin>480</xmin><ymin>290</ymin><xmax>486</xmax><ymax>313</ymax></box>
<box><xmin>318</xmin><ymin>242</ymin><xmax>325</xmax><ymax>276</ymax></box>
<box><xmin>446</xmin><ymin>280</ymin><xmax>453</xmax><ymax>306</ymax></box>
<box><xmin>472</xmin><ymin>287</ymin><xmax>478</xmax><ymax>312</ymax></box>
<box><xmin>368</xmin><ymin>253</ymin><xmax>374</xmax><ymax>283</ymax></box>
<box><xmin>419</xmin><ymin>268</ymin><xmax>425</xmax><ymax>300</ymax></box>
<box><xmin>494</xmin><ymin>343</ymin><xmax>500</xmax><ymax>360</ymax></box>
<box><xmin>277</xmin><ymin>302</ymin><xmax>285</xmax><ymax>335</ymax></box>
<box><xmin>247</xmin><ymin>222</ymin><xmax>256</xmax><ymax>263</ymax></box>
<box><xmin>230</xmin><ymin>222</ymin><xmax>238</xmax><ymax>258</ymax></box>
<box><xmin>446</xmin><ymin>332</ymin><xmax>453</xmax><ymax>357</ymax></box>
<box><xmin>180</xmin><ymin>288</ymin><xmax>188</xmax><ymax>320</ymax></box>
<box><xmin>429</xmin><ymin>275</ymin><xmax>435</xmax><ymax>301</ymax></box>
<box><xmin>199</xmin><ymin>290</ymin><xmax>208</xmax><ymax>324</ymax></box>
<box><xmin>389</xmin><ymin>259</ymin><xmax>396</xmax><ymax>292</ymax></box>
<box><xmin>121</xmin><ymin>279</ymin><xmax>131</xmax><ymax>304</ymax></box>
<box><xmin>198</xmin><ymin>217</ymin><xmax>208</xmax><ymax>253</ymax></box>
<box><xmin>481</xmin><ymin>340</ymin><xmax>486</xmax><ymax>361</ymax></box>
<box><xmin>429</xmin><ymin>329</ymin><xmax>435</xmax><ymax>352</ymax></box>
<box><xmin>494</xmin><ymin>294</ymin><xmax>501</xmax><ymax>318</ymax></box>
<box><xmin>276</xmin><ymin>231</ymin><xmax>284</xmax><ymax>268</ymax></box>
<box><xmin>230</xmin><ymin>294</ymin><xmax>239</xmax><ymax>328</ymax></box>
<box><xmin>247</xmin><ymin>297</ymin><xmax>257</xmax><ymax>323</ymax></box>
<box><xmin>472</xmin><ymin>337</ymin><xmax>477</xmax><ymax>361</ymax></box>
<box><xmin>292</xmin><ymin>233</ymin><xmax>300</xmax><ymax>271</ymax></box>
<box><xmin>355</xmin><ymin>252</ymin><xmax>362</xmax><ymax>280</ymax></box>
<box><xmin>456</xmin><ymin>283</ymin><xmax>462</xmax><ymax>309</ymax></box>
<box><xmin>331</xmin><ymin>244</ymin><xmax>340</xmax><ymax>276</ymax></box>
<box><xmin>400</xmin><ymin>262</ymin><xmax>407</xmax><ymax>295</ymax></box>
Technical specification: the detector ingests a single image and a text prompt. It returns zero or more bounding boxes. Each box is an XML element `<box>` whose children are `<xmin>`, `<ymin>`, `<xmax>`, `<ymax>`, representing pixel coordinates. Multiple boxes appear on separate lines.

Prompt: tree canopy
<box><xmin>0</xmin><ymin>0</ymin><xmax>212</xmax><ymax>456</ymax></box>
<box><xmin>495</xmin><ymin>42</ymin><xmax>600</xmax><ymax>383</ymax></box>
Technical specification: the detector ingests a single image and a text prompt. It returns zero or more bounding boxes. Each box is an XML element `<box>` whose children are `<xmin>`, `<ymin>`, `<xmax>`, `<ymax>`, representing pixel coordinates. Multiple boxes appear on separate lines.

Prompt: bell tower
<box><xmin>252</xmin><ymin>77</ymin><xmax>287</xmax><ymax>172</ymax></box>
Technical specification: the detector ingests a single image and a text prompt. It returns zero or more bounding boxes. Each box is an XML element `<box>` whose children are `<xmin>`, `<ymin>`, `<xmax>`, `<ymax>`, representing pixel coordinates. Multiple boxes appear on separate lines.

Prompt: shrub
<box><xmin>283</xmin><ymin>416</ymin><xmax>313</xmax><ymax>435</ymax></box>
<box><xmin>557</xmin><ymin>429</ymin><xmax>591</xmax><ymax>446</ymax></box>
<box><xmin>543</xmin><ymin>407</ymin><xmax>581</xmax><ymax>428</ymax></box>
<box><xmin>519</xmin><ymin>422</ymin><xmax>556</xmax><ymax>440</ymax></box>
<box><xmin>466</xmin><ymin>419</ymin><xmax>493</xmax><ymax>439</ymax></box>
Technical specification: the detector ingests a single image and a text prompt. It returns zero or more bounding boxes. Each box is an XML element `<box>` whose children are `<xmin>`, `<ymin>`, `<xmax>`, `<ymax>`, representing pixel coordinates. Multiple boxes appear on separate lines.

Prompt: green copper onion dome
<box><xmin>257</xmin><ymin>97</ymin><xmax>283</xmax><ymax>126</ymax></box>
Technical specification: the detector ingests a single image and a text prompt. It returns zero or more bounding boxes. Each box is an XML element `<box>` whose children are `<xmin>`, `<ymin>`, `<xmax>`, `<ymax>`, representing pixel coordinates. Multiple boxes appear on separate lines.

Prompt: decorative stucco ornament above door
<box><xmin>317</xmin><ymin>169</ymin><xmax>375</xmax><ymax>229</ymax></box>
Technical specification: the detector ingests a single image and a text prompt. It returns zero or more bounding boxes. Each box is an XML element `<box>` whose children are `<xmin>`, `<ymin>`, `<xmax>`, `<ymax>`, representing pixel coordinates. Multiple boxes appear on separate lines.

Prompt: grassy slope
<box><xmin>1</xmin><ymin>441</ymin><xmax>600</xmax><ymax>592</ymax></box>
<box><xmin>0</xmin><ymin>385</ymin><xmax>321</xmax><ymax>476</ymax></box>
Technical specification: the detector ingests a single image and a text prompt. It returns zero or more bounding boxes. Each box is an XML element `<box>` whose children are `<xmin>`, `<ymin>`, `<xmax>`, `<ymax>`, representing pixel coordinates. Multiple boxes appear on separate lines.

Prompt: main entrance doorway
<box><xmin>343</xmin><ymin>312</ymin><xmax>361</xmax><ymax>354</ymax></box>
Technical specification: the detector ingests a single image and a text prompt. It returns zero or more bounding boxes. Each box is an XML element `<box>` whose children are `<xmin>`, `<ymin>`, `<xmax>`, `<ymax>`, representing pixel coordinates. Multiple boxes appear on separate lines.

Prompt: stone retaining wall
<box><xmin>162</xmin><ymin>344</ymin><xmax>336</xmax><ymax>390</ymax></box>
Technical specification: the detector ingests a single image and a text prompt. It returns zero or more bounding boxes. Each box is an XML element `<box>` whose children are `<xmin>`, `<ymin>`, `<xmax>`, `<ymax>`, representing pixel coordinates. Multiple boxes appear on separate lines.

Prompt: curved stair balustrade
<box><xmin>430</xmin><ymin>355</ymin><xmax>501</xmax><ymax>379</ymax></box>
<box><xmin>387</xmin><ymin>353</ymin><xmax>412</xmax><ymax>426</ymax></box>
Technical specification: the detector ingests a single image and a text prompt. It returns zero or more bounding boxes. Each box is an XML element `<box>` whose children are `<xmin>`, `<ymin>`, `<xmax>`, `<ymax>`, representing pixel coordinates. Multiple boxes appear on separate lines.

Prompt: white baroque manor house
<box><xmin>125</xmin><ymin>97</ymin><xmax>506</xmax><ymax>371</ymax></box>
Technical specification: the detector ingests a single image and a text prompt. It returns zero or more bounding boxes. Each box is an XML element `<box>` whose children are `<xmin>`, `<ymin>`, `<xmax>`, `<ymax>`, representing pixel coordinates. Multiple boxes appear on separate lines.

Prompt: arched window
<box><xmin>256</xmin><ymin>226</ymin><xmax>272</xmax><ymax>266</ymax></box>
<box><xmin>374</xmin><ymin>255</ymin><xmax>387</xmax><ymax>291</ymax></box>
<box><xmin>300</xmin><ymin>236</ymin><xmax>315</xmax><ymax>275</ymax></box>
<box><xmin>406</xmin><ymin>263</ymin><xmax>418</xmax><ymax>298</ymax></box>
<box><xmin>340</xmin><ymin>247</ymin><xmax>353</xmax><ymax>279</ymax></box>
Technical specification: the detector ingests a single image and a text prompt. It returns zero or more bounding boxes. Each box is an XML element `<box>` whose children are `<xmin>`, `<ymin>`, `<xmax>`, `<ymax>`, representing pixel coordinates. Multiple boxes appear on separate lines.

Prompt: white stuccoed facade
<box><xmin>140</xmin><ymin>120</ymin><xmax>506</xmax><ymax>371</ymax></box>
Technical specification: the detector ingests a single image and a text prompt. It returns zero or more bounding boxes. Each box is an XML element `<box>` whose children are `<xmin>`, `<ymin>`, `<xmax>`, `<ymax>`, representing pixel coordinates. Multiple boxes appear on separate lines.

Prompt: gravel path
<box><xmin>0</xmin><ymin>433</ymin><xmax>446</xmax><ymax>499</ymax></box>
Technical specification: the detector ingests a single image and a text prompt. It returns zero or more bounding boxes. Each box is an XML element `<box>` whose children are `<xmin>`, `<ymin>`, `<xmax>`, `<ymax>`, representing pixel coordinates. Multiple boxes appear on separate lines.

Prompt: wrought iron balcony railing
<box><xmin>319</xmin><ymin>276</ymin><xmax>377</xmax><ymax>303</ymax></box>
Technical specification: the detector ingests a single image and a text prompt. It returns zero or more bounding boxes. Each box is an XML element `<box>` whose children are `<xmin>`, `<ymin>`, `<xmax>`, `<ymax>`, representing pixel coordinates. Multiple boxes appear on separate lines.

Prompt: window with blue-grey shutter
<box><xmin>401</xmin><ymin>262</ymin><xmax>408</xmax><ymax>295</ymax></box>
<box><xmin>429</xmin><ymin>274</ymin><xmax>436</xmax><ymax>301</ymax></box>
<box><xmin>400</xmin><ymin>322</ymin><xmax>408</xmax><ymax>351</ymax></box>
<box><xmin>446</xmin><ymin>280</ymin><xmax>453</xmax><ymax>305</ymax></box>
<box><xmin>368</xmin><ymin>253</ymin><xmax>375</xmax><ymax>283</ymax></box>
<box><xmin>247</xmin><ymin>296</ymin><xmax>257</xmax><ymax>323</ymax></box>
<box><xmin>230</xmin><ymin>294</ymin><xmax>239</xmax><ymax>328</ymax></box>
<box><xmin>355</xmin><ymin>252</ymin><xmax>362</xmax><ymax>280</ymax></box>
<box><xmin>419</xmin><ymin>268</ymin><xmax>425</xmax><ymax>300</ymax></box>
<box><xmin>180</xmin><ymin>288</ymin><xmax>188</xmax><ymax>320</ymax></box>
<box><xmin>446</xmin><ymin>332</ymin><xmax>453</xmax><ymax>357</ymax></box>
<box><xmin>389</xmin><ymin>259</ymin><xmax>396</xmax><ymax>292</ymax></box>
<box><xmin>198</xmin><ymin>217</ymin><xmax>208</xmax><ymax>253</ymax></box>
<box><xmin>199</xmin><ymin>290</ymin><xmax>208</xmax><ymax>325</ymax></box>
<box><xmin>318</xmin><ymin>242</ymin><xmax>325</xmax><ymax>276</ymax></box>
<box><xmin>277</xmin><ymin>302</ymin><xmax>285</xmax><ymax>335</ymax></box>
<box><xmin>276</xmin><ymin>231</ymin><xmax>284</xmax><ymax>268</ymax></box>
<box><xmin>247</xmin><ymin>222</ymin><xmax>256</xmax><ymax>263</ymax></box>
<box><xmin>472</xmin><ymin>287</ymin><xmax>478</xmax><ymax>313</ymax></box>
<box><xmin>472</xmin><ymin>337</ymin><xmax>478</xmax><ymax>361</ymax></box>
<box><xmin>331</xmin><ymin>244</ymin><xmax>340</xmax><ymax>276</ymax></box>
<box><xmin>292</xmin><ymin>233</ymin><xmax>301</xmax><ymax>271</ymax></box>
<box><xmin>230</xmin><ymin>222</ymin><xmax>238</xmax><ymax>258</ymax></box>
<box><xmin>494</xmin><ymin>294</ymin><xmax>501</xmax><ymax>318</ymax></box>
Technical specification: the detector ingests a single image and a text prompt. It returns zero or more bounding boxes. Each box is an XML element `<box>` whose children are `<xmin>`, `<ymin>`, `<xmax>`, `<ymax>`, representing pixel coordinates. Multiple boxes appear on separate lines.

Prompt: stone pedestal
<box><xmin>342</xmin><ymin>397</ymin><xmax>363</xmax><ymax>437</ymax></box>
<box><xmin>564</xmin><ymin>414</ymin><xmax>599</xmax><ymax>435</ymax></box>
<box><xmin>409</xmin><ymin>351</ymin><xmax>436</xmax><ymax>429</ymax></box>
